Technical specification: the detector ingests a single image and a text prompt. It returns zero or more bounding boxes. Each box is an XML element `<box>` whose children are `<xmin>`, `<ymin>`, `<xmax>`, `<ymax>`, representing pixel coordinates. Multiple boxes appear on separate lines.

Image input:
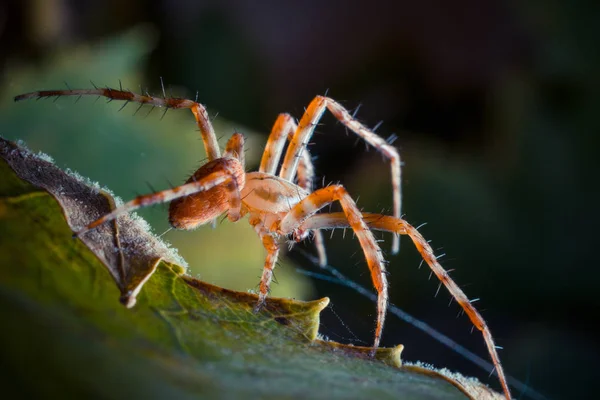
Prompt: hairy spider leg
<box><xmin>299</xmin><ymin>212</ymin><xmax>512</xmax><ymax>400</ymax></box>
<box><xmin>260</xmin><ymin>113</ymin><xmax>295</xmax><ymax>174</ymax></box>
<box><xmin>14</xmin><ymin>87</ymin><xmax>221</xmax><ymax>161</ymax></box>
<box><xmin>278</xmin><ymin>96</ymin><xmax>402</xmax><ymax>253</ymax></box>
<box><xmin>260</xmin><ymin>113</ymin><xmax>327</xmax><ymax>265</ymax></box>
<box><xmin>74</xmin><ymin>169</ymin><xmax>242</xmax><ymax>237</ymax></box>
<box><xmin>295</xmin><ymin>138</ymin><xmax>328</xmax><ymax>267</ymax></box>
<box><xmin>221</xmin><ymin>132</ymin><xmax>246</xmax><ymax>222</ymax></box>
<box><xmin>278</xmin><ymin>186</ymin><xmax>388</xmax><ymax>350</ymax></box>
<box><xmin>249</xmin><ymin>216</ymin><xmax>281</xmax><ymax>309</ymax></box>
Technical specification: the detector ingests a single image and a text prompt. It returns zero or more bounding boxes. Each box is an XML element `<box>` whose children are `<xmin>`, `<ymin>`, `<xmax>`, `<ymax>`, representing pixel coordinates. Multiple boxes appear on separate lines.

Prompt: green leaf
<box><xmin>1</xmin><ymin>138</ymin><xmax>504</xmax><ymax>398</ymax></box>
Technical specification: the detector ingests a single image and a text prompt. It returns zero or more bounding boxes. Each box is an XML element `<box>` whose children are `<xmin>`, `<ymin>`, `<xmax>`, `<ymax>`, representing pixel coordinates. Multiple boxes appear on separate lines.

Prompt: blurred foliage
<box><xmin>0</xmin><ymin>27</ymin><xmax>314</xmax><ymax>302</ymax></box>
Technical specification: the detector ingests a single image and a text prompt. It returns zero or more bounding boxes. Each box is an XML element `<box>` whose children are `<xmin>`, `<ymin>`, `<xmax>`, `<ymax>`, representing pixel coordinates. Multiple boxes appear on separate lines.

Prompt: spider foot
<box><xmin>253</xmin><ymin>297</ymin><xmax>266</xmax><ymax>313</ymax></box>
<box><xmin>254</xmin><ymin>289</ymin><xmax>269</xmax><ymax>313</ymax></box>
<box><xmin>368</xmin><ymin>347</ymin><xmax>377</xmax><ymax>358</ymax></box>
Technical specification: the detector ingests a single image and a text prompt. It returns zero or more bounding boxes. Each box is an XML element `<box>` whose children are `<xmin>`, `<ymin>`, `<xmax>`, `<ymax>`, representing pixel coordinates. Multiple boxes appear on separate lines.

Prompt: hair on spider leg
<box><xmin>159</xmin><ymin>76</ymin><xmax>167</xmax><ymax>99</ymax></box>
<box><xmin>162</xmin><ymin>175</ymin><xmax>178</xmax><ymax>191</ymax></box>
<box><xmin>271</xmin><ymin>270</ymin><xmax>280</xmax><ymax>286</ymax></box>
<box><xmin>144</xmin><ymin>180</ymin><xmax>159</xmax><ymax>195</ymax></box>
<box><xmin>415</xmin><ymin>222</ymin><xmax>428</xmax><ymax>231</ymax></box>
<box><xmin>286</xmin><ymin>238</ymin><xmax>297</xmax><ymax>252</ymax></box>
<box><xmin>434</xmin><ymin>282</ymin><xmax>443</xmax><ymax>298</ymax></box>
<box><xmin>133</xmin><ymin>102</ymin><xmax>145</xmax><ymax>116</ymax></box>
<box><xmin>351</xmin><ymin>103</ymin><xmax>362</xmax><ymax>119</ymax></box>
<box><xmin>448</xmin><ymin>296</ymin><xmax>455</xmax><ymax>307</ymax></box>
<box><xmin>117</xmin><ymin>100</ymin><xmax>130</xmax><ymax>112</ymax></box>
<box><xmin>372</xmin><ymin>120</ymin><xmax>384</xmax><ymax>132</ymax></box>
<box><xmin>386</xmin><ymin>133</ymin><xmax>399</xmax><ymax>145</ymax></box>
<box><xmin>160</xmin><ymin>107</ymin><xmax>169</xmax><ymax>121</ymax></box>
<box><xmin>144</xmin><ymin>105</ymin><xmax>156</xmax><ymax>118</ymax></box>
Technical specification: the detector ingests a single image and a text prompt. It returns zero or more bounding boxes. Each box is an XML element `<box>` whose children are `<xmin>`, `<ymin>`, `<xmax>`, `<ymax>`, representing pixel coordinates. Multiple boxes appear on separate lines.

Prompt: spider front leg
<box><xmin>278</xmin><ymin>185</ymin><xmax>388</xmax><ymax>350</ymax></box>
<box><xmin>299</xmin><ymin>212</ymin><xmax>512</xmax><ymax>400</ymax></box>
<box><xmin>279</xmin><ymin>96</ymin><xmax>402</xmax><ymax>253</ymax></box>
<box><xmin>15</xmin><ymin>85</ymin><xmax>222</xmax><ymax>161</ymax></box>
<box><xmin>260</xmin><ymin>113</ymin><xmax>327</xmax><ymax>266</ymax></box>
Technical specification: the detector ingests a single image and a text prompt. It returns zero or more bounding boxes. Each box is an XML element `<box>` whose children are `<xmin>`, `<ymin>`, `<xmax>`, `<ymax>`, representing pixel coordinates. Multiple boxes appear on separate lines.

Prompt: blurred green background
<box><xmin>1</xmin><ymin>1</ymin><xmax>598</xmax><ymax>399</ymax></box>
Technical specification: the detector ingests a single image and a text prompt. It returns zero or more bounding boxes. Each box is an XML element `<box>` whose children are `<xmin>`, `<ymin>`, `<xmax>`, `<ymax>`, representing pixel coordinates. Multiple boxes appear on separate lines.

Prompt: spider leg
<box><xmin>223</xmin><ymin>131</ymin><xmax>245</xmax><ymax>168</ymax></box>
<box><xmin>279</xmin><ymin>186</ymin><xmax>387</xmax><ymax>350</ymax></box>
<box><xmin>250</xmin><ymin>217</ymin><xmax>281</xmax><ymax>310</ymax></box>
<box><xmin>295</xmin><ymin>146</ymin><xmax>327</xmax><ymax>266</ymax></box>
<box><xmin>220</xmin><ymin>133</ymin><xmax>246</xmax><ymax>222</ymax></box>
<box><xmin>279</xmin><ymin>96</ymin><xmax>402</xmax><ymax>253</ymax></box>
<box><xmin>260</xmin><ymin>113</ymin><xmax>295</xmax><ymax>174</ymax></box>
<box><xmin>15</xmin><ymin>87</ymin><xmax>221</xmax><ymax>161</ymax></box>
<box><xmin>299</xmin><ymin>212</ymin><xmax>512</xmax><ymax>400</ymax></box>
<box><xmin>261</xmin><ymin>113</ymin><xmax>327</xmax><ymax>266</ymax></box>
<box><xmin>74</xmin><ymin>170</ymin><xmax>241</xmax><ymax>236</ymax></box>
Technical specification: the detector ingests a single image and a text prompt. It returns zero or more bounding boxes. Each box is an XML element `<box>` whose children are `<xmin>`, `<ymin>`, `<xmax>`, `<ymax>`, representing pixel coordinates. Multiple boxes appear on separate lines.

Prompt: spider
<box><xmin>14</xmin><ymin>84</ymin><xmax>511</xmax><ymax>400</ymax></box>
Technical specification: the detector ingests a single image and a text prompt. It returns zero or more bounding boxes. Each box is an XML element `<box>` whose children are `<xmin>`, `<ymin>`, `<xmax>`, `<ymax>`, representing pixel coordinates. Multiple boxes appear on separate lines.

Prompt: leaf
<box><xmin>0</xmin><ymin>137</ymin><xmax>503</xmax><ymax>399</ymax></box>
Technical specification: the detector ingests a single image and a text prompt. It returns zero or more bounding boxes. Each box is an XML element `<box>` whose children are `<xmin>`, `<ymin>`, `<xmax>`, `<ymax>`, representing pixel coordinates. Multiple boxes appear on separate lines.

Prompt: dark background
<box><xmin>1</xmin><ymin>1</ymin><xmax>599</xmax><ymax>399</ymax></box>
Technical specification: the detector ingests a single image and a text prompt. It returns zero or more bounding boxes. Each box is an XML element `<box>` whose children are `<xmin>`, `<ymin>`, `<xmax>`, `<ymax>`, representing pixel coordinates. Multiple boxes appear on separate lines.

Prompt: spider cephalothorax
<box><xmin>15</xmin><ymin>86</ymin><xmax>512</xmax><ymax>399</ymax></box>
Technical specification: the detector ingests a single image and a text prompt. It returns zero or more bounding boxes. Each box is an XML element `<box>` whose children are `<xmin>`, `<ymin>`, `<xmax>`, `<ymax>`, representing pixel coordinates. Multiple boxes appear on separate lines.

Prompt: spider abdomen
<box><xmin>168</xmin><ymin>158</ymin><xmax>245</xmax><ymax>230</ymax></box>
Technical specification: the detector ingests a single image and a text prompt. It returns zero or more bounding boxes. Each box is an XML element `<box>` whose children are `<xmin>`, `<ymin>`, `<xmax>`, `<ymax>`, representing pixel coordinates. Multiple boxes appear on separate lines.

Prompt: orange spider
<box><xmin>14</xmin><ymin>84</ymin><xmax>511</xmax><ymax>399</ymax></box>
